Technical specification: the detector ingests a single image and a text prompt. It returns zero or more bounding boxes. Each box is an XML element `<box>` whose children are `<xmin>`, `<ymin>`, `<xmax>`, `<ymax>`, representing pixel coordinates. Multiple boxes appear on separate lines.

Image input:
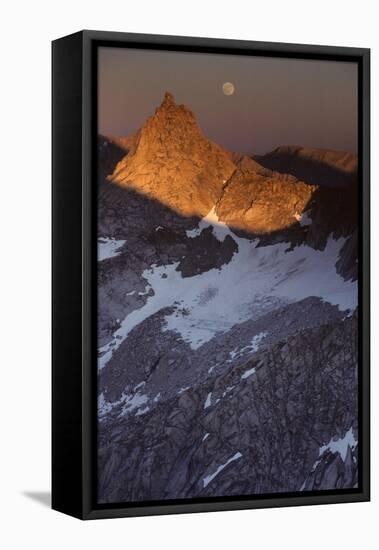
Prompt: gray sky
<box><xmin>98</xmin><ymin>47</ymin><xmax>358</xmax><ymax>155</ymax></box>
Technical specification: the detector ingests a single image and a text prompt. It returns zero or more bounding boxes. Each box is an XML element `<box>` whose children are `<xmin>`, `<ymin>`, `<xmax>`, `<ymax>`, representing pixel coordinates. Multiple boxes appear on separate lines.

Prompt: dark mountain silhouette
<box><xmin>255</xmin><ymin>145</ymin><xmax>357</xmax><ymax>188</ymax></box>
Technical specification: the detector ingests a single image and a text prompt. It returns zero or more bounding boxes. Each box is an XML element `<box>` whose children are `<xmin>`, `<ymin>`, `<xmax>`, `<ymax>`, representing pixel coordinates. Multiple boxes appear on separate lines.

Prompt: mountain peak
<box><xmin>161</xmin><ymin>91</ymin><xmax>176</xmax><ymax>106</ymax></box>
<box><xmin>106</xmin><ymin>94</ymin><xmax>318</xmax><ymax>229</ymax></box>
<box><xmin>108</xmin><ymin>94</ymin><xmax>236</xmax><ymax>217</ymax></box>
<box><xmin>153</xmin><ymin>91</ymin><xmax>196</xmax><ymax>127</ymax></box>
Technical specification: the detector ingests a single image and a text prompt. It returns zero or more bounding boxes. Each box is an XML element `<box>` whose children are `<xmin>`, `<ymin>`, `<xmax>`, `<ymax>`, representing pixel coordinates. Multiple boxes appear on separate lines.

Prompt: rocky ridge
<box><xmin>96</xmin><ymin>92</ymin><xmax>359</xmax><ymax>503</ymax></box>
<box><xmin>98</xmin><ymin>312</ymin><xmax>358</xmax><ymax>502</ymax></box>
<box><xmin>107</xmin><ymin>93</ymin><xmax>321</xmax><ymax>235</ymax></box>
<box><xmin>109</xmin><ymin>92</ymin><xmax>236</xmax><ymax>217</ymax></box>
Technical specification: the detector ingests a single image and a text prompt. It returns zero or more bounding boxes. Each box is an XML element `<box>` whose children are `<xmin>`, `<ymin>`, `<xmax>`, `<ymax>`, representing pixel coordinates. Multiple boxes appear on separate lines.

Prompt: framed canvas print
<box><xmin>52</xmin><ymin>31</ymin><xmax>370</xmax><ymax>519</ymax></box>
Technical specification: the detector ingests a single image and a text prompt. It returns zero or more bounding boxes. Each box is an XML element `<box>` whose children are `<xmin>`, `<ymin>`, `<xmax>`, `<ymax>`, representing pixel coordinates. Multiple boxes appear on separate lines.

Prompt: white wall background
<box><xmin>0</xmin><ymin>1</ymin><xmax>376</xmax><ymax>548</ymax></box>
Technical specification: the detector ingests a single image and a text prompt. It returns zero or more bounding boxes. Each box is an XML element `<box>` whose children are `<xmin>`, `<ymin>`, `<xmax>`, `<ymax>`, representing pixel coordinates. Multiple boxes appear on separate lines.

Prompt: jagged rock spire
<box><xmin>108</xmin><ymin>92</ymin><xmax>236</xmax><ymax>217</ymax></box>
<box><xmin>161</xmin><ymin>91</ymin><xmax>175</xmax><ymax>106</ymax></box>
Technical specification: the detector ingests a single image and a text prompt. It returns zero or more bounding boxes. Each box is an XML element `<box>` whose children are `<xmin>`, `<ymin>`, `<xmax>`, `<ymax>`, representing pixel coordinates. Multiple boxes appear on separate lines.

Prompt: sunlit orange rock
<box><xmin>109</xmin><ymin>92</ymin><xmax>236</xmax><ymax>217</ymax></box>
<box><xmin>108</xmin><ymin>92</ymin><xmax>319</xmax><ymax>233</ymax></box>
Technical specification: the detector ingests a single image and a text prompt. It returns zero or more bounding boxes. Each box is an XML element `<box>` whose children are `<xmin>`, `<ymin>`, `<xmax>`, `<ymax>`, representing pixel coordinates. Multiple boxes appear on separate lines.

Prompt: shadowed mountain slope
<box><xmin>255</xmin><ymin>145</ymin><xmax>357</xmax><ymax>188</ymax></box>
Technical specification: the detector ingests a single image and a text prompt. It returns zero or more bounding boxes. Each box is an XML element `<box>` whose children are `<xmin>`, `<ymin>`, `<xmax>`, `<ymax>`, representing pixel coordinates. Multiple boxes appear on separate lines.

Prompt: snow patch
<box><xmin>98</xmin><ymin>218</ymin><xmax>357</xmax><ymax>368</ymax></box>
<box><xmin>230</xmin><ymin>332</ymin><xmax>268</xmax><ymax>360</ymax></box>
<box><xmin>204</xmin><ymin>392</ymin><xmax>212</xmax><ymax>409</ymax></box>
<box><xmin>241</xmin><ymin>367</ymin><xmax>256</xmax><ymax>380</ymax></box>
<box><xmin>186</xmin><ymin>227</ymin><xmax>202</xmax><ymax>239</ymax></box>
<box><xmin>138</xmin><ymin>286</ymin><xmax>151</xmax><ymax>296</ymax></box>
<box><xmin>294</xmin><ymin>211</ymin><xmax>312</xmax><ymax>226</ymax></box>
<box><xmin>249</xmin><ymin>331</ymin><xmax>268</xmax><ymax>352</ymax></box>
<box><xmin>222</xmin><ymin>385</ymin><xmax>235</xmax><ymax>397</ymax></box>
<box><xmin>203</xmin><ymin>452</ymin><xmax>242</xmax><ymax>488</ymax></box>
<box><xmin>309</xmin><ymin>427</ymin><xmax>358</xmax><ymax>474</ymax></box>
<box><xmin>186</xmin><ymin>207</ymin><xmax>234</xmax><ymax>242</ymax></box>
<box><xmin>119</xmin><ymin>392</ymin><xmax>149</xmax><ymax>417</ymax></box>
<box><xmin>202</xmin><ymin>433</ymin><xmax>210</xmax><ymax>442</ymax></box>
<box><xmin>318</xmin><ymin>427</ymin><xmax>357</xmax><ymax>462</ymax></box>
<box><xmin>98</xmin><ymin>237</ymin><xmax>126</xmax><ymax>261</ymax></box>
<box><xmin>98</xmin><ymin>393</ymin><xmax>113</xmax><ymax>417</ymax></box>
<box><xmin>98</xmin><ymin>390</ymin><xmax>144</xmax><ymax>419</ymax></box>
<box><xmin>135</xmin><ymin>406</ymin><xmax>150</xmax><ymax>416</ymax></box>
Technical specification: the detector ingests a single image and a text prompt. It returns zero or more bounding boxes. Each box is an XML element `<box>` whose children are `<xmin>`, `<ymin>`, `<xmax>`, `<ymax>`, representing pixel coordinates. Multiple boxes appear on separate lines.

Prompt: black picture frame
<box><xmin>52</xmin><ymin>30</ymin><xmax>370</xmax><ymax>520</ymax></box>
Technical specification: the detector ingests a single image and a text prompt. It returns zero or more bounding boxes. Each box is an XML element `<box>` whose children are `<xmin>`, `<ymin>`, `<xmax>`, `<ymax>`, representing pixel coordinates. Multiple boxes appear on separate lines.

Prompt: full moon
<box><xmin>222</xmin><ymin>82</ymin><xmax>235</xmax><ymax>96</ymax></box>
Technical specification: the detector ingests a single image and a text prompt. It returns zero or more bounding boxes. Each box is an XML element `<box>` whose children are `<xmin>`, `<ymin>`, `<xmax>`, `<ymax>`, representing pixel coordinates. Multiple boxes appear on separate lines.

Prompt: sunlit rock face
<box><xmin>96</xmin><ymin>92</ymin><xmax>359</xmax><ymax>504</ymax></box>
<box><xmin>108</xmin><ymin>92</ymin><xmax>236</xmax><ymax>217</ymax></box>
<box><xmin>216</xmin><ymin>168</ymin><xmax>317</xmax><ymax>234</ymax></box>
<box><xmin>107</xmin><ymin>92</ymin><xmax>319</xmax><ymax>233</ymax></box>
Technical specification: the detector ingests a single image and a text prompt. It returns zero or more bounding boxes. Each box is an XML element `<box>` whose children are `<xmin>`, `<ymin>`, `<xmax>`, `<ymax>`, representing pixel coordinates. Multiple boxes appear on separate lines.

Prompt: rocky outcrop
<box><xmin>99</xmin><ymin>296</ymin><xmax>345</xmax><ymax>405</ymax></box>
<box><xmin>108</xmin><ymin>92</ymin><xmax>236</xmax><ymax>217</ymax></box>
<box><xmin>175</xmin><ymin>227</ymin><xmax>238</xmax><ymax>278</ymax></box>
<box><xmin>216</xmin><ymin>167</ymin><xmax>317</xmax><ymax>234</ymax></box>
<box><xmin>98</xmin><ymin>312</ymin><xmax>358</xmax><ymax>502</ymax></box>
<box><xmin>336</xmin><ymin>229</ymin><xmax>358</xmax><ymax>281</ymax></box>
<box><xmin>251</xmin><ymin>145</ymin><xmax>358</xmax><ymax>278</ymax></box>
<box><xmin>105</xmin><ymin>93</ymin><xmax>323</xmax><ymax>236</ymax></box>
<box><xmin>96</xmin><ymin>92</ymin><xmax>359</xmax><ymax>504</ymax></box>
